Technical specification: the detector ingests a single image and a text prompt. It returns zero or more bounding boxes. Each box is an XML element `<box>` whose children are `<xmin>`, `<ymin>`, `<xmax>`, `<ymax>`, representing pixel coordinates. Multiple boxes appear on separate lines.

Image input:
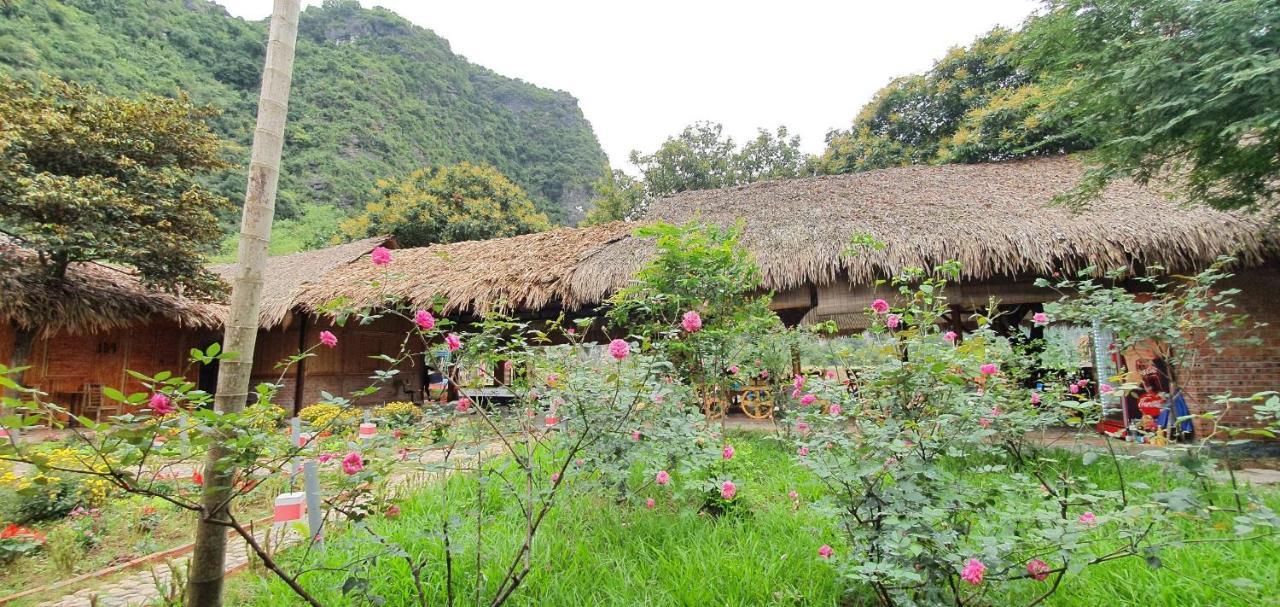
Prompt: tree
<box><xmin>1024</xmin><ymin>0</ymin><xmax>1280</xmax><ymax>210</ymax></box>
<box><xmin>0</xmin><ymin>75</ymin><xmax>231</xmax><ymax>391</ymax></box>
<box><xmin>629</xmin><ymin>122</ymin><xmax>814</xmax><ymax>200</ymax></box>
<box><xmin>342</xmin><ymin>162</ymin><xmax>550</xmax><ymax>247</ymax></box>
<box><xmin>581</xmin><ymin>167</ymin><xmax>644</xmax><ymax>225</ymax></box>
<box><xmin>816</xmin><ymin>28</ymin><xmax>1086</xmax><ymax>174</ymax></box>
<box><xmin>187</xmin><ymin>1</ymin><xmax>300</xmax><ymax>605</ymax></box>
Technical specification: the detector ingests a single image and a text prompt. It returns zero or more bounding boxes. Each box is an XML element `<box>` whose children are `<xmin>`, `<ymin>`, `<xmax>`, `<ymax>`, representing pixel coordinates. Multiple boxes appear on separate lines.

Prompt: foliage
<box><xmin>341</xmin><ymin>162</ymin><xmax>550</xmax><ymax>247</ymax></box>
<box><xmin>580</xmin><ymin>167</ymin><xmax>644</xmax><ymax>225</ymax></box>
<box><xmin>1023</xmin><ymin>0</ymin><xmax>1280</xmax><ymax>211</ymax></box>
<box><xmin>0</xmin><ymin>0</ymin><xmax>607</xmax><ymax>225</ymax></box>
<box><xmin>629</xmin><ymin>122</ymin><xmax>814</xmax><ymax>201</ymax></box>
<box><xmin>0</xmin><ymin>523</ymin><xmax>45</xmax><ymax>563</ymax></box>
<box><xmin>818</xmin><ymin>28</ymin><xmax>1087</xmax><ymax>174</ymax></box>
<box><xmin>297</xmin><ymin>403</ymin><xmax>362</xmax><ymax>433</ymax></box>
<box><xmin>373</xmin><ymin>401</ymin><xmax>421</xmax><ymax>429</ymax></box>
<box><xmin>0</xmin><ymin>478</ymin><xmax>81</xmax><ymax>524</ymax></box>
<box><xmin>0</xmin><ymin>75</ymin><xmax>230</xmax><ymax>293</ymax></box>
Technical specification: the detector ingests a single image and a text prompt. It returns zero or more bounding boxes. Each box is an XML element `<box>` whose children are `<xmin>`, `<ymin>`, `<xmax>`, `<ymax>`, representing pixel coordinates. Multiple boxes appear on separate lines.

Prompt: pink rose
<box><xmin>979</xmin><ymin>363</ymin><xmax>999</xmax><ymax>376</ymax></box>
<box><xmin>793</xmin><ymin>374</ymin><xmax>805</xmax><ymax>392</ymax></box>
<box><xmin>550</xmin><ymin>472</ymin><xmax>561</xmax><ymax>484</ymax></box>
<box><xmin>798</xmin><ymin>446</ymin><xmax>809</xmax><ymax>457</ymax></box>
<box><xmin>319</xmin><ymin>330</ymin><xmax>338</xmax><ymax>348</ymax></box>
<box><xmin>645</xmin><ymin>498</ymin><xmax>655</xmax><ymax>510</ymax></box>
<box><xmin>681</xmin><ymin>310</ymin><xmax>702</xmax><ymax>333</ymax></box>
<box><xmin>1027</xmin><ymin>559</ymin><xmax>1050</xmax><ymax>581</ymax></box>
<box><xmin>608</xmin><ymin>339</ymin><xmax>629</xmax><ymax>361</ymax></box>
<box><xmin>370</xmin><ymin>246</ymin><xmax>393</xmax><ymax>266</ymax></box>
<box><xmin>722</xmin><ymin>444</ymin><xmax>735</xmax><ymax>460</ymax></box>
<box><xmin>720</xmin><ymin>480</ymin><xmax>737</xmax><ymax>500</ymax></box>
<box><xmin>1032</xmin><ymin>312</ymin><xmax>1049</xmax><ymax>325</ymax></box>
<box><xmin>1069</xmin><ymin>383</ymin><xmax>1080</xmax><ymax>394</ymax></box>
<box><xmin>800</xmin><ymin>394</ymin><xmax>816</xmax><ymax>406</ymax></box>
<box><xmin>318</xmin><ymin>453</ymin><xmax>335</xmax><ymax>464</ymax></box>
<box><xmin>829</xmin><ymin>404</ymin><xmax>842</xmax><ymax>416</ymax></box>
<box><xmin>1099</xmin><ymin>383</ymin><xmax>1114</xmax><ymax>394</ymax></box>
<box><xmin>1031</xmin><ymin>392</ymin><xmax>1042</xmax><ymax>405</ymax></box>
<box><xmin>1079</xmin><ymin>511</ymin><xmax>1097</xmax><ymax>526</ymax></box>
<box><xmin>886</xmin><ymin>314</ymin><xmax>901</xmax><ymax>329</ymax></box>
<box><xmin>149</xmin><ymin>393</ymin><xmax>175</xmax><ymax>415</ymax></box>
<box><xmin>961</xmin><ymin>558</ymin><xmax>986</xmax><ymax>585</ymax></box>
<box><xmin>341</xmin><ymin>452</ymin><xmax>363</xmax><ymax>475</ymax></box>
<box><xmin>632</xmin><ymin>430</ymin><xmax>642</xmax><ymax>441</ymax></box>
<box><xmin>825</xmin><ymin>369</ymin><xmax>836</xmax><ymax>380</ymax></box>
<box><xmin>818</xmin><ymin>544</ymin><xmax>833</xmax><ymax>559</ymax></box>
<box><xmin>943</xmin><ymin>330</ymin><xmax>958</xmax><ymax>343</ymax></box>
<box><xmin>795</xmin><ymin>421</ymin><xmax>810</xmax><ymax>433</ymax></box>
<box><xmin>414</xmin><ymin>309</ymin><xmax>436</xmax><ymax>330</ymax></box>
<box><xmin>445</xmin><ymin>333</ymin><xmax>462</xmax><ymax>352</ymax></box>
<box><xmin>455</xmin><ymin>398</ymin><xmax>471</xmax><ymax>413</ymax></box>
<box><xmin>655</xmin><ymin>470</ymin><xmax>671</xmax><ymax>486</ymax></box>
<box><xmin>728</xmin><ymin>364</ymin><xmax>739</xmax><ymax>375</ymax></box>
<box><xmin>870</xmin><ymin>299</ymin><xmax>890</xmax><ymax>314</ymax></box>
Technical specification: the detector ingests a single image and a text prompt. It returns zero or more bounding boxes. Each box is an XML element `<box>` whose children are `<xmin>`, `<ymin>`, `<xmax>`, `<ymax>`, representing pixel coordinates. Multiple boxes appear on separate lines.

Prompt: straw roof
<box><xmin>210</xmin><ymin>236</ymin><xmax>391</xmax><ymax>328</ymax></box>
<box><xmin>572</xmin><ymin>156</ymin><xmax>1280</xmax><ymax>299</ymax></box>
<box><xmin>293</xmin><ymin>223</ymin><xmax>633</xmax><ymax>316</ymax></box>
<box><xmin>0</xmin><ymin>245</ymin><xmax>225</xmax><ymax>336</ymax></box>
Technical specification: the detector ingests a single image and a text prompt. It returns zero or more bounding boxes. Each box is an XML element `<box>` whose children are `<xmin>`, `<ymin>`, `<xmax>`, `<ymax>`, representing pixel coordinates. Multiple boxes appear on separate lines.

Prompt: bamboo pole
<box><xmin>186</xmin><ymin>2</ymin><xmax>300</xmax><ymax>605</ymax></box>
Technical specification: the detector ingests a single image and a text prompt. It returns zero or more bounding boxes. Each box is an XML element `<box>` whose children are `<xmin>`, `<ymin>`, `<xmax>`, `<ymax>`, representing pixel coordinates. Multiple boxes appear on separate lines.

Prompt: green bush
<box><xmin>0</xmin><ymin>478</ymin><xmax>83</xmax><ymax>524</ymax></box>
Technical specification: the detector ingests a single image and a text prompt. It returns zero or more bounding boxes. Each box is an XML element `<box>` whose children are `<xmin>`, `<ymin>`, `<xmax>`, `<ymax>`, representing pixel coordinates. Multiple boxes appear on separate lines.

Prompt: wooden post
<box><xmin>187</xmin><ymin>2</ymin><xmax>300</xmax><ymax>605</ymax></box>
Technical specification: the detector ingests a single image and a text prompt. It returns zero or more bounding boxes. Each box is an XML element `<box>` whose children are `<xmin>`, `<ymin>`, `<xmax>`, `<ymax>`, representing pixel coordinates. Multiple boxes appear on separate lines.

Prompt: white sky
<box><xmin>216</xmin><ymin>1</ymin><xmax>1040</xmax><ymax>171</ymax></box>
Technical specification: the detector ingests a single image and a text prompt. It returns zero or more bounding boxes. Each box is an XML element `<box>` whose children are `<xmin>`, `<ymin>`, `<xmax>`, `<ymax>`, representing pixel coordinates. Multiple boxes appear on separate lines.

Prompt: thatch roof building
<box><xmin>210</xmin><ymin>236</ymin><xmax>392</xmax><ymax>328</ymax></box>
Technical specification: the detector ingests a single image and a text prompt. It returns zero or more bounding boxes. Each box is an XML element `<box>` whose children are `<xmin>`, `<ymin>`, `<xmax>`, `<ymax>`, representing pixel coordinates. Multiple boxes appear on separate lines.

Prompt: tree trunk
<box><xmin>186</xmin><ymin>2</ymin><xmax>299</xmax><ymax>605</ymax></box>
<box><xmin>1</xmin><ymin>322</ymin><xmax>37</xmax><ymax>401</ymax></box>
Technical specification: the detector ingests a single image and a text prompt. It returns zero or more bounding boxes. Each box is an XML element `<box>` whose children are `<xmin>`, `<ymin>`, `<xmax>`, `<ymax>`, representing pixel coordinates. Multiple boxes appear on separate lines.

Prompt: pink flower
<box><xmin>655</xmin><ymin>470</ymin><xmax>671</xmax><ymax>486</ymax></box>
<box><xmin>318</xmin><ymin>453</ymin><xmax>335</xmax><ymax>464</ymax></box>
<box><xmin>546</xmin><ymin>373</ymin><xmax>559</xmax><ymax>386</ymax></box>
<box><xmin>1033</xmin><ymin>312</ymin><xmax>1049</xmax><ymax>325</ymax></box>
<box><xmin>1069</xmin><ymin>383</ymin><xmax>1080</xmax><ymax>394</ymax></box>
<box><xmin>818</xmin><ymin>544</ymin><xmax>833</xmax><ymax>559</ymax></box>
<box><xmin>608</xmin><ymin>339</ymin><xmax>629</xmax><ymax>361</ymax></box>
<box><xmin>1079</xmin><ymin>511</ymin><xmax>1097</xmax><ymax>526</ymax></box>
<box><xmin>445</xmin><ymin>333</ymin><xmax>462</xmax><ymax>351</ymax></box>
<box><xmin>149</xmin><ymin>393</ymin><xmax>175</xmax><ymax>415</ymax></box>
<box><xmin>728</xmin><ymin>364</ymin><xmax>739</xmax><ymax>375</ymax></box>
<box><xmin>681</xmin><ymin>310</ymin><xmax>703</xmax><ymax>333</ymax></box>
<box><xmin>551</xmin><ymin>472</ymin><xmax>561</xmax><ymax>484</ymax></box>
<box><xmin>870</xmin><ymin>299</ymin><xmax>890</xmax><ymax>314</ymax></box>
<box><xmin>795</xmin><ymin>421</ymin><xmax>810</xmax><ymax>433</ymax></box>
<box><xmin>886</xmin><ymin>314</ymin><xmax>901</xmax><ymax>329</ymax></box>
<box><xmin>829</xmin><ymin>404</ymin><xmax>842</xmax><ymax>416</ymax></box>
<box><xmin>720</xmin><ymin>480</ymin><xmax>737</xmax><ymax>500</ymax></box>
<box><xmin>632</xmin><ymin>430</ymin><xmax>642</xmax><ymax>441</ymax></box>
<box><xmin>385</xmin><ymin>504</ymin><xmax>401</xmax><ymax>518</ymax></box>
<box><xmin>545</xmin><ymin>414</ymin><xmax>559</xmax><ymax>426</ymax></box>
<box><xmin>341</xmin><ymin>452</ymin><xmax>363</xmax><ymax>475</ymax></box>
<box><xmin>798</xmin><ymin>446</ymin><xmax>809</xmax><ymax>457</ymax></box>
<box><xmin>722</xmin><ymin>444</ymin><xmax>735</xmax><ymax>460</ymax></box>
<box><xmin>800</xmin><ymin>394</ymin><xmax>816</xmax><ymax>406</ymax></box>
<box><xmin>760</xmin><ymin>369</ymin><xmax>769</xmax><ymax>379</ymax></box>
<box><xmin>944</xmin><ymin>331</ymin><xmax>958</xmax><ymax>343</ymax></box>
<box><xmin>825</xmin><ymin>369</ymin><xmax>836</xmax><ymax>380</ymax></box>
<box><xmin>788</xmin><ymin>490</ymin><xmax>799</xmax><ymax>500</ymax></box>
<box><xmin>370</xmin><ymin>246</ymin><xmax>393</xmax><ymax>266</ymax></box>
<box><xmin>645</xmin><ymin>498</ymin><xmax>655</xmax><ymax>510</ymax></box>
<box><xmin>793</xmin><ymin>374</ymin><xmax>805</xmax><ymax>392</ymax></box>
<box><xmin>960</xmin><ymin>558</ymin><xmax>986</xmax><ymax>585</ymax></box>
<box><xmin>1077</xmin><ymin>378</ymin><xmax>1089</xmax><ymax>387</ymax></box>
<box><xmin>319</xmin><ymin>330</ymin><xmax>338</xmax><ymax>348</ymax></box>
<box><xmin>980</xmin><ymin>363</ymin><xmax>999</xmax><ymax>376</ymax></box>
<box><xmin>456</xmin><ymin>398</ymin><xmax>471</xmax><ymax>413</ymax></box>
<box><xmin>1027</xmin><ymin>559</ymin><xmax>1050</xmax><ymax>581</ymax></box>
<box><xmin>414</xmin><ymin>310</ymin><xmax>436</xmax><ymax>330</ymax></box>
<box><xmin>979</xmin><ymin>417</ymin><xmax>992</xmax><ymax>428</ymax></box>
<box><xmin>1099</xmin><ymin>383</ymin><xmax>1114</xmax><ymax>394</ymax></box>
<box><xmin>1031</xmin><ymin>392</ymin><xmax>1042</xmax><ymax>405</ymax></box>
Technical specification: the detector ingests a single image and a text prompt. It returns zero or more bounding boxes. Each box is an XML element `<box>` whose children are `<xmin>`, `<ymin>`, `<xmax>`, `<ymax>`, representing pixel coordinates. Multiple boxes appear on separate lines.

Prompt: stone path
<box><xmin>36</xmin><ymin>445</ymin><xmax>490</xmax><ymax>607</ymax></box>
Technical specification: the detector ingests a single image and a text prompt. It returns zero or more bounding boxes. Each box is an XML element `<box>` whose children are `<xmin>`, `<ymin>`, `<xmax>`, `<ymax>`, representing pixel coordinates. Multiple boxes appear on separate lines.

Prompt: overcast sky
<box><xmin>216</xmin><ymin>1</ymin><xmax>1040</xmax><ymax>171</ymax></box>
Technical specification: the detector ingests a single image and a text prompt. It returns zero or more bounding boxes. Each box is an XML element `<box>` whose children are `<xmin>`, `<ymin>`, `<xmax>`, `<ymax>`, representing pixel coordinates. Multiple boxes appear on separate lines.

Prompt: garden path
<box><xmin>36</xmin><ymin>444</ymin><xmax>493</xmax><ymax>607</ymax></box>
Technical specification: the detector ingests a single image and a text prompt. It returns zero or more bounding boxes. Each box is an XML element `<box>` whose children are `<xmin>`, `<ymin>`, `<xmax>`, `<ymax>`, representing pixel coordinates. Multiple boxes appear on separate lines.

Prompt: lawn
<box><xmin>227</xmin><ymin>432</ymin><xmax>1280</xmax><ymax>606</ymax></box>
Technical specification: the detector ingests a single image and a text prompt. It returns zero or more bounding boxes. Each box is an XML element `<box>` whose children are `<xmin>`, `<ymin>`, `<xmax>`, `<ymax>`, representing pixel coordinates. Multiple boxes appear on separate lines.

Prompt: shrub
<box><xmin>374</xmin><ymin>401</ymin><xmax>422</xmax><ymax>428</ymax></box>
<box><xmin>0</xmin><ymin>478</ymin><xmax>83</xmax><ymax>524</ymax></box>
<box><xmin>298</xmin><ymin>403</ymin><xmax>362</xmax><ymax>432</ymax></box>
<box><xmin>0</xmin><ymin>523</ymin><xmax>45</xmax><ymax>563</ymax></box>
<box><xmin>242</xmin><ymin>402</ymin><xmax>287</xmax><ymax>432</ymax></box>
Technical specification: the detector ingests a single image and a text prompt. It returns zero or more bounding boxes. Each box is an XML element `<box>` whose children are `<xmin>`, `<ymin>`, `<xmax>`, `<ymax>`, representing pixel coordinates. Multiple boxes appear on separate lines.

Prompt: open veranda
<box><xmin>2</xmin><ymin>227</ymin><xmax>1279</xmax><ymax>607</ymax></box>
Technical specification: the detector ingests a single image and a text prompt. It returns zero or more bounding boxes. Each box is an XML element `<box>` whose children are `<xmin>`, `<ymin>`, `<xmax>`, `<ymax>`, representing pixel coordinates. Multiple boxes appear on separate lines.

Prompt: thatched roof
<box><xmin>573</xmin><ymin>156</ymin><xmax>1280</xmax><ymax>299</ymax></box>
<box><xmin>0</xmin><ymin>245</ymin><xmax>225</xmax><ymax>336</ymax></box>
<box><xmin>210</xmin><ymin>236</ymin><xmax>391</xmax><ymax>327</ymax></box>
<box><xmin>293</xmin><ymin>223</ymin><xmax>633</xmax><ymax>316</ymax></box>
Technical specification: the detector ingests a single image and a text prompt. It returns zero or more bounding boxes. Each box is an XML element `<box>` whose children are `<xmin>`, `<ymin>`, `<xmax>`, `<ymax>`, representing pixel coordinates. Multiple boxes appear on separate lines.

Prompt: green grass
<box><xmin>228</xmin><ymin>434</ymin><xmax>1280</xmax><ymax>606</ymax></box>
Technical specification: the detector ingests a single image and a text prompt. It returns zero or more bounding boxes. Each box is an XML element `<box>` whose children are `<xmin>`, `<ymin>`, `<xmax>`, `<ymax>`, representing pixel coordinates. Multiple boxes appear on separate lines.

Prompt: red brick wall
<box><xmin>1179</xmin><ymin>264</ymin><xmax>1280</xmax><ymax>433</ymax></box>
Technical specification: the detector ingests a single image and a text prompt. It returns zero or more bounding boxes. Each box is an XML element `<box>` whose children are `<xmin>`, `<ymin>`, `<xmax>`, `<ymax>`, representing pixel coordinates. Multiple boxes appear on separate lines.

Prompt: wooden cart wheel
<box><xmin>701</xmin><ymin>387</ymin><xmax>729</xmax><ymax>421</ymax></box>
<box><xmin>737</xmin><ymin>387</ymin><xmax>774</xmax><ymax>419</ymax></box>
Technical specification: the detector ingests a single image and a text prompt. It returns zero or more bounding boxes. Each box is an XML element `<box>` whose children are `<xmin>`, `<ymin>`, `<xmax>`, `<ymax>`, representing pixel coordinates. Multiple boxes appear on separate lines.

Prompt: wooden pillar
<box><xmin>292</xmin><ymin>314</ymin><xmax>308</xmax><ymax>415</ymax></box>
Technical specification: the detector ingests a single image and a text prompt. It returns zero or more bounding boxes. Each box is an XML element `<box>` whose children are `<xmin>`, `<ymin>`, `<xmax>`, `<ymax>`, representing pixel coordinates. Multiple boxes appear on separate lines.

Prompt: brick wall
<box><xmin>1178</xmin><ymin>265</ymin><xmax>1280</xmax><ymax>433</ymax></box>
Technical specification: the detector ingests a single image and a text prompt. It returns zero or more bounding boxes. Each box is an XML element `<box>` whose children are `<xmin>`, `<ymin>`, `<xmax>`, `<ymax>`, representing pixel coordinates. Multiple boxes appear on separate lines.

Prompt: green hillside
<box><xmin>0</xmin><ymin>0</ymin><xmax>607</xmax><ymax>226</ymax></box>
